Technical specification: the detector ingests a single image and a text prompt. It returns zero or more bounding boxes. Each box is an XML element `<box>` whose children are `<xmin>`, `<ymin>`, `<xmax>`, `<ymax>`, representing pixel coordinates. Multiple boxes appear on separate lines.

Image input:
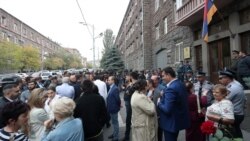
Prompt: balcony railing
<box><xmin>175</xmin><ymin>0</ymin><xmax>205</xmax><ymax>26</ymax></box>
<box><xmin>175</xmin><ymin>0</ymin><xmax>234</xmax><ymax>26</ymax></box>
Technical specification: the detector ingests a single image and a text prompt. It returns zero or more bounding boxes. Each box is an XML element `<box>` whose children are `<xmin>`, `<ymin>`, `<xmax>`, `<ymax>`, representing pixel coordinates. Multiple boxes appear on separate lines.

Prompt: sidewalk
<box><xmin>242</xmin><ymin>130</ymin><xmax>250</xmax><ymax>140</ymax></box>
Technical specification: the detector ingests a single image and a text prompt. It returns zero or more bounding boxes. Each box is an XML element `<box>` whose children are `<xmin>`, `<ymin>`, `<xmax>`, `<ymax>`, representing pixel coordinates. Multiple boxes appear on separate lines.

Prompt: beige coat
<box><xmin>131</xmin><ymin>90</ymin><xmax>158</xmax><ymax>141</ymax></box>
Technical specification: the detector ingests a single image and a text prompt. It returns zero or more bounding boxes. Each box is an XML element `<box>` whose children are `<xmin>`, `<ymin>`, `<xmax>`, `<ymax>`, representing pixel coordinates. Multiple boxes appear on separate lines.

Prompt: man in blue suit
<box><xmin>107</xmin><ymin>76</ymin><xmax>121</xmax><ymax>141</ymax></box>
<box><xmin>158</xmin><ymin>67</ymin><xmax>190</xmax><ymax>141</ymax></box>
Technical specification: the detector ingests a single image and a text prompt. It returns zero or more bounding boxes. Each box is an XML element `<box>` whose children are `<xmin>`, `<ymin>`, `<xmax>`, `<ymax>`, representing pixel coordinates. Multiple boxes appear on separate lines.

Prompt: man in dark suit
<box><xmin>0</xmin><ymin>84</ymin><xmax>21</xmax><ymax>128</ymax></box>
<box><xmin>107</xmin><ymin>76</ymin><xmax>121</xmax><ymax>141</ymax></box>
<box><xmin>158</xmin><ymin>67</ymin><xmax>190</xmax><ymax>141</ymax></box>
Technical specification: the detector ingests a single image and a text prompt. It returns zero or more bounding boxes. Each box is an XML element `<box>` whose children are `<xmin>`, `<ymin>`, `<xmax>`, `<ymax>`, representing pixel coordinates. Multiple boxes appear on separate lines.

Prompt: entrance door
<box><xmin>156</xmin><ymin>49</ymin><xmax>167</xmax><ymax>69</ymax></box>
<box><xmin>209</xmin><ymin>38</ymin><xmax>231</xmax><ymax>84</ymax></box>
<box><xmin>195</xmin><ymin>45</ymin><xmax>202</xmax><ymax>71</ymax></box>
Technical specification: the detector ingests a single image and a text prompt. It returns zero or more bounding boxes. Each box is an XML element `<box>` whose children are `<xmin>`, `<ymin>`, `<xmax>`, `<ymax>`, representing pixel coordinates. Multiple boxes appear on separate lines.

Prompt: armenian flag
<box><xmin>202</xmin><ymin>0</ymin><xmax>217</xmax><ymax>42</ymax></box>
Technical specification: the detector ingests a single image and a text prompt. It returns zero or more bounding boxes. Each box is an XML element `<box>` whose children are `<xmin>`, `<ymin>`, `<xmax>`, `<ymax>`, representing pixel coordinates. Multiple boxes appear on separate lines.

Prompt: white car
<box><xmin>41</xmin><ymin>72</ymin><xmax>57</xmax><ymax>81</ymax></box>
<box><xmin>15</xmin><ymin>73</ymin><xmax>28</xmax><ymax>79</ymax></box>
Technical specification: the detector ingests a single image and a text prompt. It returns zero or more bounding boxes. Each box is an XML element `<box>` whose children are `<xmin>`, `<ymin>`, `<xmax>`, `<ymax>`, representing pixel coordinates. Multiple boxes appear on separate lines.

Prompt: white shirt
<box><xmin>44</xmin><ymin>94</ymin><xmax>61</xmax><ymax>119</ymax></box>
<box><xmin>166</xmin><ymin>78</ymin><xmax>177</xmax><ymax>87</ymax></box>
<box><xmin>56</xmin><ymin>83</ymin><xmax>75</xmax><ymax>99</ymax></box>
<box><xmin>206</xmin><ymin>99</ymin><xmax>234</xmax><ymax>120</ymax></box>
<box><xmin>94</xmin><ymin>79</ymin><xmax>108</xmax><ymax>101</ymax></box>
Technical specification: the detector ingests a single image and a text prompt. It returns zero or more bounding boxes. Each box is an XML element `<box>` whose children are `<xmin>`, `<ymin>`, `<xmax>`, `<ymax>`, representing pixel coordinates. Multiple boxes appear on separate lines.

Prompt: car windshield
<box><xmin>42</xmin><ymin>73</ymin><xmax>50</xmax><ymax>76</ymax></box>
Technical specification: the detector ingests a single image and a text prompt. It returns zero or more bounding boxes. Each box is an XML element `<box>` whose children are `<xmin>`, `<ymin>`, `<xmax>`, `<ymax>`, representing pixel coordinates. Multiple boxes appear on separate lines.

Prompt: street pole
<box><xmin>79</xmin><ymin>22</ymin><xmax>103</xmax><ymax>70</ymax></box>
<box><xmin>41</xmin><ymin>47</ymin><xmax>44</xmax><ymax>71</ymax></box>
<box><xmin>92</xmin><ymin>24</ymin><xmax>96</xmax><ymax>70</ymax></box>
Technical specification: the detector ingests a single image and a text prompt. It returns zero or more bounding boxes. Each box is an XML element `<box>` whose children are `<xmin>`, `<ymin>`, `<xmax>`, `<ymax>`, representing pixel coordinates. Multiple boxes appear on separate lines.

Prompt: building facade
<box><xmin>175</xmin><ymin>0</ymin><xmax>250</xmax><ymax>83</ymax></box>
<box><xmin>0</xmin><ymin>8</ymin><xmax>62</xmax><ymax>55</ymax></box>
<box><xmin>115</xmin><ymin>0</ymin><xmax>250</xmax><ymax>83</ymax></box>
<box><xmin>115</xmin><ymin>0</ymin><xmax>193</xmax><ymax>71</ymax></box>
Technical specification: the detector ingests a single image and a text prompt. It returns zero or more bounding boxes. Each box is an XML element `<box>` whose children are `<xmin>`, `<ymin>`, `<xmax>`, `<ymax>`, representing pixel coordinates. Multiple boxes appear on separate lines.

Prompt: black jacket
<box><xmin>0</xmin><ymin>97</ymin><xmax>12</xmax><ymax>128</ymax></box>
<box><xmin>237</xmin><ymin>55</ymin><xmax>250</xmax><ymax>76</ymax></box>
<box><xmin>74</xmin><ymin>93</ymin><xmax>108</xmax><ymax>139</ymax></box>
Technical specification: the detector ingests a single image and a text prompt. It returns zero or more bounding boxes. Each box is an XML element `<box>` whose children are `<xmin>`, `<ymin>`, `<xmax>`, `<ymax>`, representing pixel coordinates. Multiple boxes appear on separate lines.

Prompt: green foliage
<box><xmin>44</xmin><ymin>48</ymin><xmax>83</xmax><ymax>70</ymax></box>
<box><xmin>19</xmin><ymin>46</ymin><xmax>41</xmax><ymax>71</ymax></box>
<box><xmin>0</xmin><ymin>41</ymin><xmax>40</xmax><ymax>72</ymax></box>
<box><xmin>101</xmin><ymin>47</ymin><xmax>124</xmax><ymax>72</ymax></box>
<box><xmin>100</xmin><ymin>29</ymin><xmax>124</xmax><ymax>72</ymax></box>
<box><xmin>103</xmin><ymin>29</ymin><xmax>115</xmax><ymax>50</ymax></box>
<box><xmin>0</xmin><ymin>41</ymin><xmax>83</xmax><ymax>72</ymax></box>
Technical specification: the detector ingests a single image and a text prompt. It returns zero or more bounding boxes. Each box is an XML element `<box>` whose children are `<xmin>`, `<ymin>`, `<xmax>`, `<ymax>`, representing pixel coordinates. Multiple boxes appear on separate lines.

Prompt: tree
<box><xmin>19</xmin><ymin>46</ymin><xmax>41</xmax><ymax>71</ymax></box>
<box><xmin>103</xmin><ymin>29</ymin><xmax>115</xmax><ymax>50</ymax></box>
<box><xmin>100</xmin><ymin>29</ymin><xmax>124</xmax><ymax>72</ymax></box>
<box><xmin>105</xmin><ymin>47</ymin><xmax>124</xmax><ymax>72</ymax></box>
<box><xmin>44</xmin><ymin>48</ymin><xmax>83</xmax><ymax>70</ymax></box>
<box><xmin>0</xmin><ymin>41</ymin><xmax>22</xmax><ymax>72</ymax></box>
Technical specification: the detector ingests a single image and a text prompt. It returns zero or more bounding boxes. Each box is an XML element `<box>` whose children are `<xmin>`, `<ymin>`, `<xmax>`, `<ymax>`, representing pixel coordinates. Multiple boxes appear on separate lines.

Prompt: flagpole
<box><xmin>209</xmin><ymin>0</ymin><xmax>235</xmax><ymax>38</ymax></box>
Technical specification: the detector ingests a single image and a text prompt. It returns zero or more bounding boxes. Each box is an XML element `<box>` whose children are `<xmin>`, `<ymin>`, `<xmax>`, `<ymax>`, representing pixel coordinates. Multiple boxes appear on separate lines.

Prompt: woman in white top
<box><xmin>28</xmin><ymin>88</ymin><xmax>49</xmax><ymax>141</ymax></box>
<box><xmin>44</xmin><ymin>86</ymin><xmax>61</xmax><ymax>119</ymax></box>
<box><xmin>206</xmin><ymin>84</ymin><xmax>234</xmax><ymax>126</ymax></box>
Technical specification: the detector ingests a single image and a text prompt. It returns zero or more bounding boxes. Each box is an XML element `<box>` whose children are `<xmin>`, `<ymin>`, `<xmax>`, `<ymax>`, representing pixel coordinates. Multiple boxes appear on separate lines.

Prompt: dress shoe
<box><xmin>108</xmin><ymin>134</ymin><xmax>114</xmax><ymax>139</ymax></box>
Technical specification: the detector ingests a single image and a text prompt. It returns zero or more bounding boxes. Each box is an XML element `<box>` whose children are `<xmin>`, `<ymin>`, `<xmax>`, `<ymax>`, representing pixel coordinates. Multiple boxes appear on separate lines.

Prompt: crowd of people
<box><xmin>0</xmin><ymin>51</ymin><xmax>248</xmax><ymax>141</ymax></box>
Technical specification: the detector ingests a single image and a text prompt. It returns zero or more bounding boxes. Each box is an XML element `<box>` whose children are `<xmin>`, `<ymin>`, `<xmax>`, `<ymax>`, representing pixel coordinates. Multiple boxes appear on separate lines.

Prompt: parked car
<box><xmin>15</xmin><ymin>73</ymin><xmax>28</xmax><ymax>79</ymax></box>
<box><xmin>41</xmin><ymin>72</ymin><xmax>57</xmax><ymax>81</ymax></box>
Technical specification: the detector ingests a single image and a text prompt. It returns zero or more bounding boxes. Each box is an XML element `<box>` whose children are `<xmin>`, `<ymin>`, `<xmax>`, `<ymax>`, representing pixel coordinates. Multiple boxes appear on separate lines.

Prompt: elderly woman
<box><xmin>0</xmin><ymin>101</ymin><xmax>30</xmax><ymax>141</ymax></box>
<box><xmin>28</xmin><ymin>88</ymin><xmax>49</xmax><ymax>141</ymax></box>
<box><xmin>41</xmin><ymin>97</ymin><xmax>84</xmax><ymax>141</ymax></box>
<box><xmin>206</xmin><ymin>84</ymin><xmax>234</xmax><ymax>125</ymax></box>
<box><xmin>131</xmin><ymin>79</ymin><xmax>157</xmax><ymax>141</ymax></box>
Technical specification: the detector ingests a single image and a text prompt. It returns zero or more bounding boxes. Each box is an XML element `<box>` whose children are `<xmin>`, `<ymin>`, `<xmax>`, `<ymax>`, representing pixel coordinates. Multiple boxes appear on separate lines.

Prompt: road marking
<box><xmin>118</xmin><ymin>111</ymin><xmax>125</xmax><ymax>127</ymax></box>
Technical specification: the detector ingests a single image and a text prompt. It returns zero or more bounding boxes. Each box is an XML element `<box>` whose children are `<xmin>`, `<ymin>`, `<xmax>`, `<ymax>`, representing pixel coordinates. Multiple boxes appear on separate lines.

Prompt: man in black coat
<box><xmin>0</xmin><ymin>84</ymin><xmax>21</xmax><ymax>128</ymax></box>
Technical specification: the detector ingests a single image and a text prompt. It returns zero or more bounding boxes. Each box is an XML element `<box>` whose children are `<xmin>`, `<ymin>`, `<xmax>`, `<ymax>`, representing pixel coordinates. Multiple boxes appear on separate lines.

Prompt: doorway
<box><xmin>209</xmin><ymin>38</ymin><xmax>231</xmax><ymax>84</ymax></box>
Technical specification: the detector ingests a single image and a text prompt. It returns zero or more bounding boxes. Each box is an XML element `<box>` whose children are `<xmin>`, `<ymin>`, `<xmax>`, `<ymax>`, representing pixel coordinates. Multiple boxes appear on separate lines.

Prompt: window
<box><xmin>176</xmin><ymin>0</ymin><xmax>183</xmax><ymax>9</ymax></box>
<box><xmin>140</xmin><ymin>33</ymin><xmax>143</xmax><ymax>45</ymax></box>
<box><xmin>240</xmin><ymin>8</ymin><xmax>250</xmax><ymax>25</ymax></box>
<box><xmin>1</xmin><ymin>31</ymin><xmax>5</xmax><ymax>39</ymax></box>
<box><xmin>14</xmin><ymin>23</ymin><xmax>18</xmax><ymax>33</ymax></box>
<box><xmin>135</xmin><ymin>0</ymin><xmax>137</xmax><ymax>5</ymax></box>
<box><xmin>139</xmin><ymin>10</ymin><xmax>143</xmax><ymax>21</ymax></box>
<box><xmin>14</xmin><ymin>37</ymin><xmax>18</xmax><ymax>44</ymax></box>
<box><xmin>155</xmin><ymin>24</ymin><xmax>160</xmax><ymax>40</ymax></box>
<box><xmin>31</xmin><ymin>32</ymin><xmax>34</xmax><ymax>40</ymax></box>
<box><xmin>0</xmin><ymin>16</ymin><xmax>6</xmax><ymax>26</ymax></box>
<box><xmin>164</xmin><ymin>17</ymin><xmax>168</xmax><ymax>34</ymax></box>
<box><xmin>37</xmin><ymin>37</ymin><xmax>40</xmax><ymax>44</ymax></box>
<box><xmin>175</xmin><ymin>42</ymin><xmax>183</xmax><ymax>62</ymax></box>
<box><xmin>155</xmin><ymin>0</ymin><xmax>159</xmax><ymax>12</ymax></box>
<box><xmin>23</xmin><ymin>28</ymin><xmax>27</xmax><ymax>36</ymax></box>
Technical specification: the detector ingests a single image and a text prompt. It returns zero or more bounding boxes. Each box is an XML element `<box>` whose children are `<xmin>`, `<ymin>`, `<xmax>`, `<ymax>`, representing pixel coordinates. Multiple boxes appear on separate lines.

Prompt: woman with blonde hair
<box><xmin>42</xmin><ymin>97</ymin><xmax>84</xmax><ymax>141</ymax></box>
<box><xmin>206</xmin><ymin>84</ymin><xmax>234</xmax><ymax>125</ymax></box>
<box><xmin>28</xmin><ymin>88</ymin><xmax>49</xmax><ymax>141</ymax></box>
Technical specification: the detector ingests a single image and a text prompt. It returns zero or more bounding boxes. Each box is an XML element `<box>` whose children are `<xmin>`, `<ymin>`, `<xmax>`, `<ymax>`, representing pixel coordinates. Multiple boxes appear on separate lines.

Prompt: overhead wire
<box><xmin>75</xmin><ymin>0</ymin><xmax>93</xmax><ymax>37</ymax></box>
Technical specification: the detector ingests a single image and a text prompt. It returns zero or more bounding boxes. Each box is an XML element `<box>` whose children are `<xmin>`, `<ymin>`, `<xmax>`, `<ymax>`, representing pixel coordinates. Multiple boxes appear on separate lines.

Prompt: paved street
<box><xmin>103</xmin><ymin>92</ymin><xmax>185</xmax><ymax>141</ymax></box>
<box><xmin>103</xmin><ymin>92</ymin><xmax>250</xmax><ymax>141</ymax></box>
